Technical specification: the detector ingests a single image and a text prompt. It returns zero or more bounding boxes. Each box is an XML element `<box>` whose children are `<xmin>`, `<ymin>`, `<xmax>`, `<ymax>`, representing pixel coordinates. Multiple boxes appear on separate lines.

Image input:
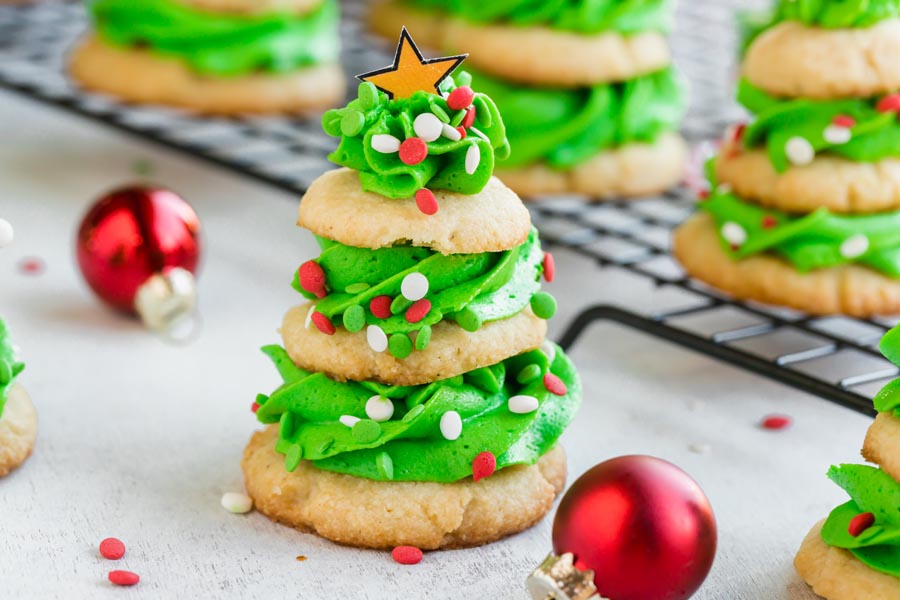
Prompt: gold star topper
<box><xmin>357</xmin><ymin>28</ymin><xmax>467</xmax><ymax>100</ymax></box>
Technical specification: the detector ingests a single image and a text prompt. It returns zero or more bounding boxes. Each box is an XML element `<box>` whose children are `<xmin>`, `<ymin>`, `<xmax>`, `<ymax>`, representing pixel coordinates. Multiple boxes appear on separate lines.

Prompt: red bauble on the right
<box><xmin>552</xmin><ymin>455</ymin><xmax>717</xmax><ymax>600</ymax></box>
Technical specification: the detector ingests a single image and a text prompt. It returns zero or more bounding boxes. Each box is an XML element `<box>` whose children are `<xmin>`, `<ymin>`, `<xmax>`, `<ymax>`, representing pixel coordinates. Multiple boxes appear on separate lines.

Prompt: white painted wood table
<box><xmin>0</xmin><ymin>90</ymin><xmax>875</xmax><ymax>599</ymax></box>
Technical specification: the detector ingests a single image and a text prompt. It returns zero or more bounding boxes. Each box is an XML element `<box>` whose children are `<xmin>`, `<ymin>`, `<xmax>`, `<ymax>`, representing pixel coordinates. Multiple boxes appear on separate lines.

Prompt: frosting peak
<box><xmin>0</xmin><ymin>319</ymin><xmax>24</xmax><ymax>420</ymax></box>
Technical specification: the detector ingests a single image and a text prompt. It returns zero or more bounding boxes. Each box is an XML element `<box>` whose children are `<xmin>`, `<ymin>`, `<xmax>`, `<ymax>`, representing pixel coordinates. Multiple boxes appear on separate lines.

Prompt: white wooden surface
<box><xmin>0</xmin><ymin>90</ymin><xmax>874</xmax><ymax>599</ymax></box>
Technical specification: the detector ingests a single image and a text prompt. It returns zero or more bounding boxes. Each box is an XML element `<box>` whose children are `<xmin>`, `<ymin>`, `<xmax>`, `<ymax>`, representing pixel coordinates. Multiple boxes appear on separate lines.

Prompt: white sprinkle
<box><xmin>441</xmin><ymin>122</ymin><xmax>462</xmax><ymax>141</ymax></box>
<box><xmin>785</xmin><ymin>136</ymin><xmax>815</xmax><ymax>166</ymax></box>
<box><xmin>414</xmin><ymin>113</ymin><xmax>442</xmax><ymax>142</ymax></box>
<box><xmin>365</xmin><ymin>395</ymin><xmax>394</xmax><ymax>422</ymax></box>
<box><xmin>221</xmin><ymin>492</ymin><xmax>253</xmax><ymax>514</ymax></box>
<box><xmin>366</xmin><ymin>325</ymin><xmax>388</xmax><ymax>353</ymax></box>
<box><xmin>721</xmin><ymin>222</ymin><xmax>747</xmax><ymax>247</ymax></box>
<box><xmin>304</xmin><ymin>304</ymin><xmax>316</xmax><ymax>329</ymax></box>
<box><xmin>465</xmin><ymin>144</ymin><xmax>481</xmax><ymax>175</ymax></box>
<box><xmin>540</xmin><ymin>340</ymin><xmax>556</xmax><ymax>363</ymax></box>
<box><xmin>688</xmin><ymin>443</ymin><xmax>711</xmax><ymax>455</ymax></box>
<box><xmin>0</xmin><ymin>218</ymin><xmax>13</xmax><ymax>248</ymax></box>
<box><xmin>824</xmin><ymin>125</ymin><xmax>852</xmax><ymax>145</ymax></box>
<box><xmin>840</xmin><ymin>234</ymin><xmax>869</xmax><ymax>259</ymax></box>
<box><xmin>508</xmin><ymin>395</ymin><xmax>539</xmax><ymax>414</ymax></box>
<box><xmin>401</xmin><ymin>272</ymin><xmax>429</xmax><ymax>301</ymax></box>
<box><xmin>371</xmin><ymin>134</ymin><xmax>401</xmax><ymax>153</ymax></box>
<box><xmin>469</xmin><ymin>126</ymin><xmax>490</xmax><ymax>143</ymax></box>
<box><xmin>339</xmin><ymin>415</ymin><xmax>360</xmax><ymax>427</ymax></box>
<box><xmin>439</xmin><ymin>411</ymin><xmax>462</xmax><ymax>440</ymax></box>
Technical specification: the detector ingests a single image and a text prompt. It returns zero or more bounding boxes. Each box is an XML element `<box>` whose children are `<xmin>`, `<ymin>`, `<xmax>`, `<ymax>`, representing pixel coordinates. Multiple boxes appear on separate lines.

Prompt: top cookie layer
<box><xmin>298</xmin><ymin>169</ymin><xmax>531</xmax><ymax>254</ymax></box>
<box><xmin>744</xmin><ymin>19</ymin><xmax>900</xmax><ymax>100</ymax></box>
<box><xmin>181</xmin><ymin>0</ymin><xmax>322</xmax><ymax>15</ymax></box>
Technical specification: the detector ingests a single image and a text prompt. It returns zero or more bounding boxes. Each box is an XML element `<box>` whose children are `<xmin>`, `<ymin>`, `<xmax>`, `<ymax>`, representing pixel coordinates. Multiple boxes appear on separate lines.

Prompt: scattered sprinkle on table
<box><xmin>18</xmin><ymin>257</ymin><xmax>44</xmax><ymax>275</ymax></box>
<box><xmin>99</xmin><ymin>537</ymin><xmax>126</xmax><ymax>560</ymax></box>
<box><xmin>760</xmin><ymin>415</ymin><xmax>792</xmax><ymax>431</ymax></box>
<box><xmin>221</xmin><ymin>492</ymin><xmax>254</xmax><ymax>514</ymax></box>
<box><xmin>391</xmin><ymin>546</ymin><xmax>423</xmax><ymax>565</ymax></box>
<box><xmin>108</xmin><ymin>570</ymin><xmax>140</xmax><ymax>587</ymax></box>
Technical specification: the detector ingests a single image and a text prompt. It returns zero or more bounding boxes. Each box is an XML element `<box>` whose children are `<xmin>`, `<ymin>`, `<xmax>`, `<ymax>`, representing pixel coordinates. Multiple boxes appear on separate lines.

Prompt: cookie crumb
<box><xmin>296</xmin><ymin>555</ymin><xmax>307</xmax><ymax>562</ymax></box>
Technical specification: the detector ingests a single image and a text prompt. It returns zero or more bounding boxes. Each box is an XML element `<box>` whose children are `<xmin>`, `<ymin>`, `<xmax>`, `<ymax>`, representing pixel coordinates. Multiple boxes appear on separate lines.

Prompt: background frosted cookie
<box><xmin>182</xmin><ymin>0</ymin><xmax>321</xmax><ymax>14</ymax></box>
<box><xmin>0</xmin><ymin>320</ymin><xmax>34</xmax><ymax>478</ymax></box>
<box><xmin>69</xmin><ymin>0</ymin><xmax>342</xmax><ymax>115</ymax></box>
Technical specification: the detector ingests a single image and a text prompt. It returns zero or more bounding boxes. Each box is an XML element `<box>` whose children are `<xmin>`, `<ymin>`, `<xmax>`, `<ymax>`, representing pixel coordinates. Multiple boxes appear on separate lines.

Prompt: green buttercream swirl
<box><xmin>255</xmin><ymin>343</ymin><xmax>580</xmax><ymax>482</ymax></box>
<box><xmin>773</xmin><ymin>0</ymin><xmax>900</xmax><ymax>28</ymax></box>
<box><xmin>701</xmin><ymin>187</ymin><xmax>900</xmax><ymax>276</ymax></box>
<box><xmin>821</xmin><ymin>464</ymin><xmax>900</xmax><ymax>578</ymax></box>
<box><xmin>406</xmin><ymin>0</ymin><xmax>673</xmax><ymax>34</ymax></box>
<box><xmin>739</xmin><ymin>80</ymin><xmax>900</xmax><ymax>173</ymax></box>
<box><xmin>467</xmin><ymin>67</ymin><xmax>686</xmax><ymax>170</ymax></box>
<box><xmin>322</xmin><ymin>76</ymin><xmax>509</xmax><ymax>199</ymax></box>
<box><xmin>90</xmin><ymin>0</ymin><xmax>340</xmax><ymax>76</ymax></box>
<box><xmin>294</xmin><ymin>228</ymin><xmax>553</xmax><ymax>354</ymax></box>
<box><xmin>872</xmin><ymin>324</ymin><xmax>900</xmax><ymax>417</ymax></box>
<box><xmin>0</xmin><ymin>319</ymin><xmax>24</xmax><ymax>421</ymax></box>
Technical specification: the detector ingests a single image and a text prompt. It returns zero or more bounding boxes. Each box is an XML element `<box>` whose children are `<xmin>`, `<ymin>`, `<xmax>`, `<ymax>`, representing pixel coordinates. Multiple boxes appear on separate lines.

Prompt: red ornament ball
<box><xmin>553</xmin><ymin>455</ymin><xmax>716</xmax><ymax>600</ymax></box>
<box><xmin>76</xmin><ymin>186</ymin><xmax>201</xmax><ymax>313</ymax></box>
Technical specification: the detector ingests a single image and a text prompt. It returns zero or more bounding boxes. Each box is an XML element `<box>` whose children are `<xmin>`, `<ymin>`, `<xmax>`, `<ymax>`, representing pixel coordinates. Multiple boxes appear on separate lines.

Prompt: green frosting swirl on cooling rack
<box><xmin>739</xmin><ymin>80</ymin><xmax>900</xmax><ymax>173</ymax></box>
<box><xmin>255</xmin><ymin>342</ymin><xmax>580</xmax><ymax>482</ymax></box>
<box><xmin>467</xmin><ymin>67</ymin><xmax>685</xmax><ymax>170</ymax></box>
<box><xmin>773</xmin><ymin>0</ymin><xmax>900</xmax><ymax>28</ymax></box>
<box><xmin>0</xmin><ymin>319</ymin><xmax>24</xmax><ymax>420</ymax></box>
<box><xmin>872</xmin><ymin>324</ymin><xmax>900</xmax><ymax>417</ymax></box>
<box><xmin>90</xmin><ymin>0</ymin><xmax>339</xmax><ymax>76</ymax></box>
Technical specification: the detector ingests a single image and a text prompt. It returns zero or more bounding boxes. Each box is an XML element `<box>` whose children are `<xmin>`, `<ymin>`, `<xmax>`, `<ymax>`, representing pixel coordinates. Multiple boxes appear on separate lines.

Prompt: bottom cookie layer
<box><xmin>0</xmin><ymin>385</ymin><xmax>37</xmax><ymax>477</ymax></box>
<box><xmin>863</xmin><ymin>412</ymin><xmax>900</xmax><ymax>483</ymax></box>
<box><xmin>673</xmin><ymin>213</ymin><xmax>900</xmax><ymax>316</ymax></box>
<box><xmin>242</xmin><ymin>425</ymin><xmax>566</xmax><ymax>549</ymax></box>
<box><xmin>795</xmin><ymin>520</ymin><xmax>900</xmax><ymax>599</ymax></box>
<box><xmin>497</xmin><ymin>133</ymin><xmax>686</xmax><ymax>200</ymax></box>
<box><xmin>69</xmin><ymin>35</ymin><xmax>344</xmax><ymax>115</ymax></box>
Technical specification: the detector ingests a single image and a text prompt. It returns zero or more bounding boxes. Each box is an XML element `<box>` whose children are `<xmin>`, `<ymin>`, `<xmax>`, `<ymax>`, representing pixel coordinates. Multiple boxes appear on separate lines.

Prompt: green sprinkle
<box><xmin>517</xmin><ymin>364</ymin><xmax>542</xmax><ymax>384</ymax></box>
<box><xmin>376</xmin><ymin>452</ymin><xmax>394</xmax><ymax>480</ymax></box>
<box><xmin>358</xmin><ymin>82</ymin><xmax>380</xmax><ymax>110</ymax></box>
<box><xmin>402</xmin><ymin>404</ymin><xmax>425</xmax><ymax>423</ymax></box>
<box><xmin>285</xmin><ymin>444</ymin><xmax>303</xmax><ymax>472</ymax></box>
<box><xmin>531</xmin><ymin>292</ymin><xmax>557</xmax><ymax>320</ymax></box>
<box><xmin>343</xmin><ymin>305</ymin><xmax>366</xmax><ymax>333</ymax></box>
<box><xmin>415</xmin><ymin>325</ymin><xmax>432</xmax><ymax>351</ymax></box>
<box><xmin>341</xmin><ymin>110</ymin><xmax>365</xmax><ymax>137</ymax></box>
<box><xmin>456</xmin><ymin>71</ymin><xmax>473</xmax><ymax>87</ymax></box>
<box><xmin>389</xmin><ymin>334</ymin><xmax>413</xmax><ymax>359</ymax></box>
<box><xmin>279</xmin><ymin>412</ymin><xmax>294</xmax><ymax>439</ymax></box>
<box><xmin>345</xmin><ymin>282</ymin><xmax>371</xmax><ymax>294</ymax></box>
<box><xmin>321</xmin><ymin>110</ymin><xmax>342</xmax><ymax>136</ymax></box>
<box><xmin>132</xmin><ymin>158</ymin><xmax>155</xmax><ymax>177</ymax></box>
<box><xmin>455</xmin><ymin>308</ymin><xmax>482</xmax><ymax>332</ymax></box>
<box><xmin>391</xmin><ymin>295</ymin><xmax>413</xmax><ymax>315</ymax></box>
<box><xmin>352</xmin><ymin>419</ymin><xmax>382</xmax><ymax>443</ymax></box>
<box><xmin>318</xmin><ymin>438</ymin><xmax>334</xmax><ymax>454</ymax></box>
<box><xmin>430</xmin><ymin>104</ymin><xmax>450</xmax><ymax>123</ymax></box>
<box><xmin>450</xmin><ymin>109</ymin><xmax>466</xmax><ymax>127</ymax></box>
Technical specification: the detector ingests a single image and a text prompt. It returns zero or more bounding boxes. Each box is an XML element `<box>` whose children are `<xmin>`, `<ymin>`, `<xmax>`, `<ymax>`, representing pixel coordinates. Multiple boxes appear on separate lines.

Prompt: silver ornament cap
<box><xmin>527</xmin><ymin>553</ymin><xmax>602</xmax><ymax>600</ymax></box>
<box><xmin>134</xmin><ymin>267</ymin><xmax>199</xmax><ymax>342</ymax></box>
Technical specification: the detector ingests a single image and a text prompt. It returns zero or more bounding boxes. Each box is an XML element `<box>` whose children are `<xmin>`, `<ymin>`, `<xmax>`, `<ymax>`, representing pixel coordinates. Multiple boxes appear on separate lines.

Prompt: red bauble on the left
<box><xmin>76</xmin><ymin>186</ymin><xmax>201</xmax><ymax>313</ymax></box>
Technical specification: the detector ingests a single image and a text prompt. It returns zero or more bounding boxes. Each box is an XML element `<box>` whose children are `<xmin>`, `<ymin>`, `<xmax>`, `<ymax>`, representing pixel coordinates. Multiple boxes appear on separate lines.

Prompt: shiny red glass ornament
<box><xmin>552</xmin><ymin>455</ymin><xmax>717</xmax><ymax>600</ymax></box>
<box><xmin>76</xmin><ymin>186</ymin><xmax>201</xmax><ymax>313</ymax></box>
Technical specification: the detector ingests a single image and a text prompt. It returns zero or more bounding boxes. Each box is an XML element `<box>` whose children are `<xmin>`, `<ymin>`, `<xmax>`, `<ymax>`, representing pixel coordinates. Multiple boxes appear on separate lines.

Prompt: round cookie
<box><xmin>497</xmin><ymin>132</ymin><xmax>686</xmax><ymax>199</ymax></box>
<box><xmin>242</xmin><ymin>424</ymin><xmax>566</xmax><ymax>549</ymax></box>
<box><xmin>717</xmin><ymin>143</ymin><xmax>900</xmax><ymax>214</ymax></box>
<box><xmin>744</xmin><ymin>19</ymin><xmax>900</xmax><ymax>100</ymax></box>
<box><xmin>673</xmin><ymin>213</ymin><xmax>900</xmax><ymax>317</ymax></box>
<box><xmin>182</xmin><ymin>0</ymin><xmax>322</xmax><ymax>15</ymax></box>
<box><xmin>298</xmin><ymin>169</ymin><xmax>532</xmax><ymax>254</ymax></box>
<box><xmin>862</xmin><ymin>412</ymin><xmax>900</xmax><ymax>483</ymax></box>
<box><xmin>0</xmin><ymin>385</ymin><xmax>37</xmax><ymax>478</ymax></box>
<box><xmin>282</xmin><ymin>303</ymin><xmax>547</xmax><ymax>386</ymax></box>
<box><xmin>69</xmin><ymin>35</ymin><xmax>344</xmax><ymax>115</ymax></box>
<box><xmin>367</xmin><ymin>0</ymin><xmax>444</xmax><ymax>50</ymax></box>
<box><xmin>795</xmin><ymin>520</ymin><xmax>900</xmax><ymax>599</ymax></box>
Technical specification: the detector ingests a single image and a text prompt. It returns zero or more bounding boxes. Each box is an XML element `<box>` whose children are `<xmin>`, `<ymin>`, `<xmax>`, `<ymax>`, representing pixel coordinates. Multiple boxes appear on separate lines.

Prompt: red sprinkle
<box><xmin>447</xmin><ymin>86</ymin><xmax>475</xmax><ymax>111</ymax></box>
<box><xmin>251</xmin><ymin>402</ymin><xmax>260</xmax><ymax>414</ymax></box>
<box><xmin>19</xmin><ymin>257</ymin><xmax>44</xmax><ymax>275</ymax></box>
<box><xmin>877</xmin><ymin>93</ymin><xmax>900</xmax><ymax>114</ymax></box>
<box><xmin>731</xmin><ymin>123</ymin><xmax>747</xmax><ymax>144</ymax></box>
<box><xmin>761</xmin><ymin>414</ymin><xmax>792</xmax><ymax>430</ymax></box>
<box><xmin>311</xmin><ymin>312</ymin><xmax>336</xmax><ymax>335</ymax></box>
<box><xmin>399</xmin><ymin>138</ymin><xmax>428</xmax><ymax>165</ymax></box>
<box><xmin>391</xmin><ymin>546</ymin><xmax>424</xmax><ymax>565</ymax></box>
<box><xmin>472</xmin><ymin>451</ymin><xmax>496</xmax><ymax>482</ymax></box>
<box><xmin>108</xmin><ymin>571</ymin><xmax>140</xmax><ymax>586</ymax></box>
<box><xmin>833</xmin><ymin>114</ymin><xmax>856</xmax><ymax>128</ymax></box>
<box><xmin>99</xmin><ymin>538</ymin><xmax>126</xmax><ymax>560</ymax></box>
<box><xmin>299</xmin><ymin>261</ymin><xmax>327</xmax><ymax>299</ymax></box>
<box><xmin>849</xmin><ymin>512</ymin><xmax>876</xmax><ymax>537</ymax></box>
<box><xmin>370</xmin><ymin>295</ymin><xmax>393</xmax><ymax>320</ymax></box>
<box><xmin>461</xmin><ymin>106</ymin><xmax>476</xmax><ymax>129</ymax></box>
<box><xmin>698</xmin><ymin>189</ymin><xmax>711</xmax><ymax>201</ymax></box>
<box><xmin>542</xmin><ymin>252</ymin><xmax>556</xmax><ymax>283</ymax></box>
<box><xmin>455</xmin><ymin>126</ymin><xmax>467</xmax><ymax>140</ymax></box>
<box><xmin>543</xmin><ymin>373</ymin><xmax>567</xmax><ymax>396</ymax></box>
<box><xmin>762</xmin><ymin>215</ymin><xmax>778</xmax><ymax>229</ymax></box>
<box><xmin>406</xmin><ymin>299</ymin><xmax>431</xmax><ymax>324</ymax></box>
<box><xmin>415</xmin><ymin>189</ymin><xmax>439</xmax><ymax>215</ymax></box>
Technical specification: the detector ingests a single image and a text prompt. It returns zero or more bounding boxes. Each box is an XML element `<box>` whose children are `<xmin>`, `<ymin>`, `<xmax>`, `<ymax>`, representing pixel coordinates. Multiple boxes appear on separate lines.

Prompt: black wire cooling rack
<box><xmin>0</xmin><ymin>0</ymin><xmax>895</xmax><ymax>416</ymax></box>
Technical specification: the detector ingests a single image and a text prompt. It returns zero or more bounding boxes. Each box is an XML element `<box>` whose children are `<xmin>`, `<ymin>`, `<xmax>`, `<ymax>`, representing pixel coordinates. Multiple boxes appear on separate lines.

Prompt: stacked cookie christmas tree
<box><xmin>242</xmin><ymin>30</ymin><xmax>582</xmax><ymax>550</ymax></box>
<box><xmin>796</xmin><ymin>324</ymin><xmax>900</xmax><ymax>598</ymax></box>
<box><xmin>0</xmin><ymin>318</ymin><xmax>36</xmax><ymax>478</ymax></box>
<box><xmin>675</xmin><ymin>0</ymin><xmax>900</xmax><ymax>316</ymax></box>
<box><xmin>368</xmin><ymin>0</ymin><xmax>687</xmax><ymax>198</ymax></box>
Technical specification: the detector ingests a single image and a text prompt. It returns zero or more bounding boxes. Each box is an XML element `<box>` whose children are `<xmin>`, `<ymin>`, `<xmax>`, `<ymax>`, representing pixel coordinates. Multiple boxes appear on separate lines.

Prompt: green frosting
<box><xmin>294</xmin><ymin>228</ymin><xmax>552</xmax><ymax>355</ymax></box>
<box><xmin>466</xmin><ymin>67</ymin><xmax>686</xmax><ymax>170</ymax></box>
<box><xmin>255</xmin><ymin>342</ymin><xmax>580</xmax><ymax>482</ymax></box>
<box><xmin>701</xmin><ymin>187</ymin><xmax>900</xmax><ymax>276</ymax></box>
<box><xmin>773</xmin><ymin>0</ymin><xmax>900</xmax><ymax>28</ymax></box>
<box><xmin>872</xmin><ymin>324</ymin><xmax>900</xmax><ymax>417</ymax></box>
<box><xmin>406</xmin><ymin>0</ymin><xmax>673</xmax><ymax>34</ymax></box>
<box><xmin>821</xmin><ymin>464</ymin><xmax>900</xmax><ymax>578</ymax></box>
<box><xmin>90</xmin><ymin>0</ymin><xmax>340</xmax><ymax>76</ymax></box>
<box><xmin>739</xmin><ymin>80</ymin><xmax>900</xmax><ymax>172</ymax></box>
<box><xmin>322</xmin><ymin>77</ymin><xmax>509</xmax><ymax>199</ymax></box>
<box><xmin>0</xmin><ymin>319</ymin><xmax>24</xmax><ymax>421</ymax></box>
